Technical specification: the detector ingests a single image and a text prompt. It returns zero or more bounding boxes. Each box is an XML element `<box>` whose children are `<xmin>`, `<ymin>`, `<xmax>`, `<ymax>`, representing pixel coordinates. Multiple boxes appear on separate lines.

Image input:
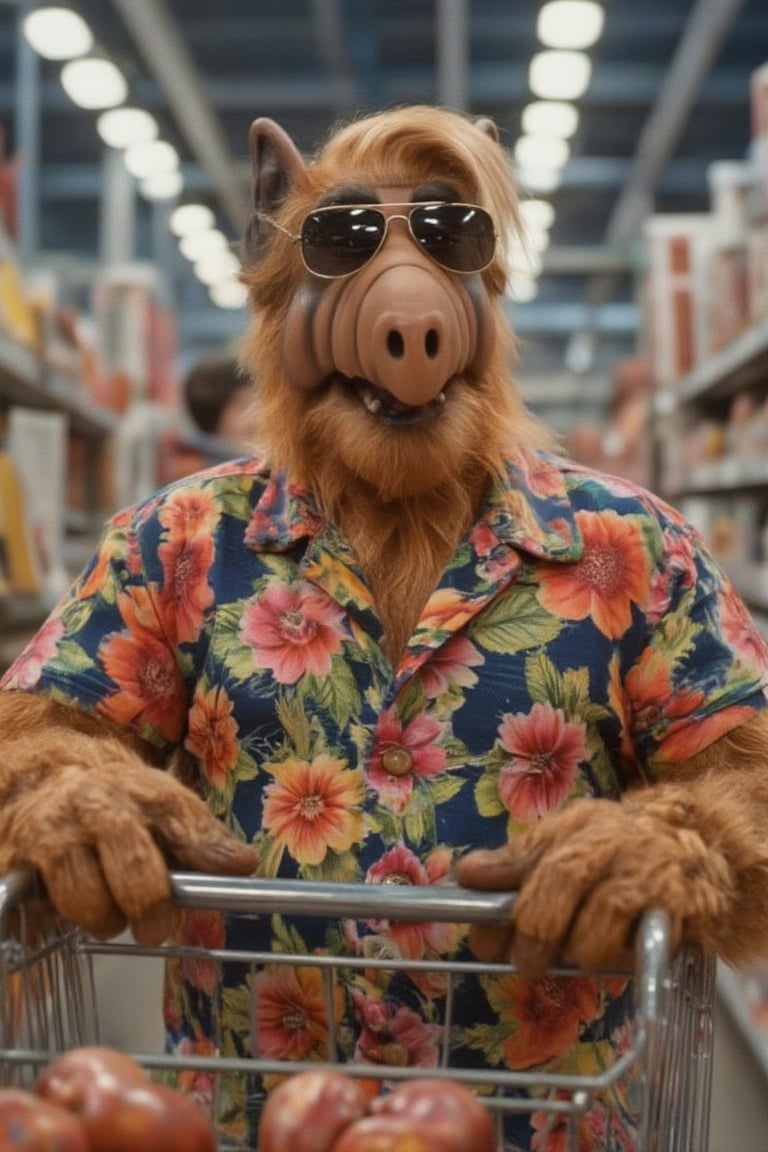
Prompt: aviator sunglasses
<box><xmin>257</xmin><ymin>202</ymin><xmax>497</xmax><ymax>279</ymax></box>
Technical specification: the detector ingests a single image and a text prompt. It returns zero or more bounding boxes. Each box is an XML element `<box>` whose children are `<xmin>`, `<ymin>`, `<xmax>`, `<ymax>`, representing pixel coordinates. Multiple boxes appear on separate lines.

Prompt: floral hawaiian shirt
<box><xmin>3</xmin><ymin>448</ymin><xmax>767</xmax><ymax>1150</ymax></box>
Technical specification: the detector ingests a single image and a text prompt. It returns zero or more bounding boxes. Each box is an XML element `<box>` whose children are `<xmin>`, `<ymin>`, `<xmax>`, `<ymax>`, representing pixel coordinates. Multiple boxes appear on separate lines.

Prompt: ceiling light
<box><xmin>507</xmin><ymin>240</ymin><xmax>543</xmax><ymax>279</ymax></box>
<box><xmin>194</xmin><ymin>250</ymin><xmax>241</xmax><ymax>286</ymax></box>
<box><xmin>519</xmin><ymin>198</ymin><xmax>556</xmax><ymax>230</ymax></box>
<box><xmin>140</xmin><ymin>170</ymin><xmax>184</xmax><ymax>200</ymax></box>
<box><xmin>210</xmin><ymin>279</ymin><xmax>248</xmax><ymax>310</ymax></box>
<box><xmin>22</xmin><ymin>6</ymin><xmax>93</xmax><ymax>61</ymax></box>
<box><xmin>517</xmin><ymin>168</ymin><xmax>563</xmax><ymax>194</ymax></box>
<box><xmin>97</xmin><ymin>107</ymin><xmax>158</xmax><ymax>150</ymax></box>
<box><xmin>537</xmin><ymin>1</ymin><xmax>605</xmax><ymax>50</ymax></box>
<box><xmin>529</xmin><ymin>51</ymin><xmax>592</xmax><ymax>100</ymax></box>
<box><xmin>169</xmin><ymin>203</ymin><xmax>215</xmax><ymax>237</ymax></box>
<box><xmin>522</xmin><ymin>101</ymin><xmax>579</xmax><ymax>140</ymax></box>
<box><xmin>524</xmin><ymin>223</ymin><xmax>551</xmax><ymax>252</ymax></box>
<box><xmin>124</xmin><ymin>139</ymin><xmax>179</xmax><ymax>179</ymax></box>
<box><xmin>507</xmin><ymin>275</ymin><xmax>539</xmax><ymax>303</ymax></box>
<box><xmin>179</xmin><ymin>228</ymin><xmax>229</xmax><ymax>262</ymax></box>
<box><xmin>60</xmin><ymin>56</ymin><xmax>127</xmax><ymax>110</ymax></box>
<box><xmin>515</xmin><ymin>135</ymin><xmax>570</xmax><ymax>172</ymax></box>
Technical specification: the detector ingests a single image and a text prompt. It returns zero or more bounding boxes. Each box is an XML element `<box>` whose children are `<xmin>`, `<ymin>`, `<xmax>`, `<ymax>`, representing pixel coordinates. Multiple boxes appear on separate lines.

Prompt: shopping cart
<box><xmin>0</xmin><ymin>868</ymin><xmax>715</xmax><ymax>1152</ymax></box>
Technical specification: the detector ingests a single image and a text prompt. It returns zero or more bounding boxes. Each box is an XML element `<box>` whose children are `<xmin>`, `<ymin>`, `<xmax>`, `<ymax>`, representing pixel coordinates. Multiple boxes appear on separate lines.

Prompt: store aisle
<box><xmin>710</xmin><ymin>993</ymin><xmax>768</xmax><ymax>1152</ymax></box>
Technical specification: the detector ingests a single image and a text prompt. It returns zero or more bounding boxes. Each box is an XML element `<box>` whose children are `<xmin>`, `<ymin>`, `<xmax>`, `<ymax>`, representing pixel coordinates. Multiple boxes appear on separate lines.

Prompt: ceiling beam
<box><xmin>109</xmin><ymin>0</ymin><xmax>248</xmax><ymax>233</ymax></box>
<box><xmin>435</xmin><ymin>0</ymin><xmax>469</xmax><ymax>110</ymax></box>
<box><xmin>585</xmin><ymin>0</ymin><xmax>746</xmax><ymax>311</ymax></box>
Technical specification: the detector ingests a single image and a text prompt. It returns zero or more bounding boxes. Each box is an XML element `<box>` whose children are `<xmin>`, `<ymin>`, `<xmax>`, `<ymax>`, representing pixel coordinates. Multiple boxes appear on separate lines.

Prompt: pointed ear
<box><xmin>242</xmin><ymin>118</ymin><xmax>308</xmax><ymax>264</ymax></box>
<box><xmin>473</xmin><ymin>116</ymin><xmax>500</xmax><ymax>143</ymax></box>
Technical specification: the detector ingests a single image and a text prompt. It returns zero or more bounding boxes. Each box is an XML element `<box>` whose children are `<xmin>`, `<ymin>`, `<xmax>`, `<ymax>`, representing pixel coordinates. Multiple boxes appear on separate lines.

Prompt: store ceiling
<box><xmin>0</xmin><ymin>0</ymin><xmax>765</xmax><ymax>418</ymax></box>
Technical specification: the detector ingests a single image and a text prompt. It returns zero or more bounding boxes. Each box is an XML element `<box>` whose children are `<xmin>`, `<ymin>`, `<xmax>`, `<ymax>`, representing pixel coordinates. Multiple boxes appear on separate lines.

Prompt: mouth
<box><xmin>339</xmin><ymin>375</ymin><xmax>447</xmax><ymax>426</ymax></box>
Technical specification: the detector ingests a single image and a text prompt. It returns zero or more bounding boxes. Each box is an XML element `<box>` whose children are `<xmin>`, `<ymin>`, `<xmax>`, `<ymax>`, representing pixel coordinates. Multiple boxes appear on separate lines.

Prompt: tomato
<box><xmin>0</xmin><ymin>1087</ymin><xmax>88</xmax><ymax>1152</ymax></box>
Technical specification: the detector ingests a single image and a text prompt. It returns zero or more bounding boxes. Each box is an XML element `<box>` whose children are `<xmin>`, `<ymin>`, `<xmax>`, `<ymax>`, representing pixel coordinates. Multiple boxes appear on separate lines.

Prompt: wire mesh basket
<box><xmin>0</xmin><ymin>869</ymin><xmax>715</xmax><ymax>1151</ymax></box>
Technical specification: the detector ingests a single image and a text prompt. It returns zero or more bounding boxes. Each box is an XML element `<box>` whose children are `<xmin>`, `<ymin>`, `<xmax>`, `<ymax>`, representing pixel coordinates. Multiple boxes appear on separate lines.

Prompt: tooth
<box><xmin>434</xmin><ymin>391</ymin><xmax>446</xmax><ymax>404</ymax></box>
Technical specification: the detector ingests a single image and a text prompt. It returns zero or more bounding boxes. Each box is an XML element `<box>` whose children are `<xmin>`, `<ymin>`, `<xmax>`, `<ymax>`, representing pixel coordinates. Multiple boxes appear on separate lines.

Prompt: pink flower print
<box><xmin>351</xmin><ymin>989</ymin><xmax>441</xmax><ymax>1067</ymax></box>
<box><xmin>497</xmin><ymin>702</ymin><xmax>587</xmax><ymax>820</ymax></box>
<box><xmin>241</xmin><ymin>580</ymin><xmax>347</xmax><ymax>684</ymax></box>
<box><xmin>368</xmin><ymin>708</ymin><xmax>447</xmax><ymax>813</ymax></box>
<box><xmin>419</xmin><ymin>635</ymin><xmax>483</xmax><ymax>699</ymax></box>
<box><xmin>719</xmin><ymin>579</ymin><xmax>768</xmax><ymax>678</ymax></box>
<box><xmin>363</xmin><ymin>845</ymin><xmax>461</xmax><ymax>962</ymax></box>
<box><xmin>2</xmin><ymin>615</ymin><xmax>64</xmax><ymax>690</ymax></box>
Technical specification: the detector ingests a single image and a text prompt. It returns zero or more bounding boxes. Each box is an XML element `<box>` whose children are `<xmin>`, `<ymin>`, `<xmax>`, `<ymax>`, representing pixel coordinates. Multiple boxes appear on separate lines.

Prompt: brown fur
<box><xmin>1</xmin><ymin>106</ymin><xmax>768</xmax><ymax>977</ymax></box>
<box><xmin>241</xmin><ymin>106</ymin><xmax>557</xmax><ymax>660</ymax></box>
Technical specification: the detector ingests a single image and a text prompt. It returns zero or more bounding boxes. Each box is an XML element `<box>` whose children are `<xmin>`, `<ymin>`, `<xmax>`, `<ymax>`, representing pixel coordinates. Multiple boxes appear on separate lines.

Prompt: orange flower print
<box><xmin>241</xmin><ymin>580</ymin><xmax>347</xmax><ymax>684</ymax></box>
<box><xmin>253</xmin><ymin>964</ymin><xmax>343</xmax><ymax>1060</ymax></box>
<box><xmin>186</xmin><ymin>683</ymin><xmax>239</xmax><ymax>790</ymax></box>
<box><xmin>537</xmin><ymin>510</ymin><xmax>650</xmax><ymax>639</ymax></box>
<box><xmin>98</xmin><ymin>587</ymin><xmax>186</xmax><ymax>742</ymax></box>
<box><xmin>158</xmin><ymin>531</ymin><xmax>215</xmax><ymax>644</ymax></box>
<box><xmin>262</xmin><ymin>755</ymin><xmax>364</xmax><ymax>865</ymax></box>
<box><xmin>486</xmin><ymin>973</ymin><xmax>600</xmax><ymax>1068</ymax></box>
<box><xmin>177</xmin><ymin>909</ymin><xmax>226</xmax><ymax>997</ymax></box>
<box><xmin>158</xmin><ymin>486</ymin><xmax>219</xmax><ymax>540</ymax></box>
<box><xmin>531</xmin><ymin>1096</ymin><xmax>608</xmax><ymax>1152</ymax></box>
<box><xmin>418</xmin><ymin>587</ymin><xmax>479</xmax><ymax>635</ymax></box>
<box><xmin>497</xmin><ymin>703</ymin><xmax>587</xmax><ymax>820</ymax></box>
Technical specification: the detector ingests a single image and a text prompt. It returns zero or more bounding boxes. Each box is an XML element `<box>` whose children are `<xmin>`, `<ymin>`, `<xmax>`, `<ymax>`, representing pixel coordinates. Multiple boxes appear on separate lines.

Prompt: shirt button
<box><xmin>381</xmin><ymin>747</ymin><xmax>414</xmax><ymax>777</ymax></box>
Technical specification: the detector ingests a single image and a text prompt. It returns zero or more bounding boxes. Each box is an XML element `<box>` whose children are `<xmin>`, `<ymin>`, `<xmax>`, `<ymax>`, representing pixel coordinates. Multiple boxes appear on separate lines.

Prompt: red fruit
<box><xmin>35</xmin><ymin>1046</ymin><xmax>147</xmax><ymax>1111</ymax></box>
<box><xmin>330</xmin><ymin>1114</ymin><xmax>441</xmax><ymax>1152</ymax></box>
<box><xmin>36</xmin><ymin>1047</ymin><xmax>216</xmax><ymax>1152</ymax></box>
<box><xmin>74</xmin><ymin>1081</ymin><xmax>217</xmax><ymax>1152</ymax></box>
<box><xmin>257</xmin><ymin>1069</ymin><xmax>371</xmax><ymax>1152</ymax></box>
<box><xmin>372</xmin><ymin>1079</ymin><xmax>496</xmax><ymax>1152</ymax></box>
<box><xmin>0</xmin><ymin>1087</ymin><xmax>89</xmax><ymax>1152</ymax></box>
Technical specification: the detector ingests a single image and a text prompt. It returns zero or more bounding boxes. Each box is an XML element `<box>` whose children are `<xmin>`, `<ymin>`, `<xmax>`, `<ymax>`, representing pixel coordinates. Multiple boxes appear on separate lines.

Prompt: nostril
<box><xmin>387</xmin><ymin>330</ymin><xmax>405</xmax><ymax>359</ymax></box>
<box><xmin>425</xmin><ymin>329</ymin><xmax>439</xmax><ymax>359</ymax></box>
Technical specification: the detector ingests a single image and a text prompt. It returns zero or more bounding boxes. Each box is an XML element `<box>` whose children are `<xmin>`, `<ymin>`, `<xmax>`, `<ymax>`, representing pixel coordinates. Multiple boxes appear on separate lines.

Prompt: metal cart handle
<box><xmin>169</xmin><ymin>872</ymin><xmax>518</xmax><ymax>922</ymax></box>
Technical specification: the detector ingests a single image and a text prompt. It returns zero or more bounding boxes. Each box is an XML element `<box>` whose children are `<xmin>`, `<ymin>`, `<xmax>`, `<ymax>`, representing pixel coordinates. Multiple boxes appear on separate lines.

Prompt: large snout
<box><xmin>352</xmin><ymin>265</ymin><xmax>471</xmax><ymax>407</ymax></box>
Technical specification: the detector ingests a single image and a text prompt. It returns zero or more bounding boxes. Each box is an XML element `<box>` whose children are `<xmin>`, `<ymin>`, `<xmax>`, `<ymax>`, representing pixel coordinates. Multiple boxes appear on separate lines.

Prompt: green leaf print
<box><xmin>60</xmin><ymin>598</ymin><xmax>96</xmax><ymax>635</ymax></box>
<box><xmin>302</xmin><ymin>658</ymin><xmax>362</xmax><ymax>729</ymax></box>
<box><xmin>469</xmin><ymin>586</ymin><xmax>562</xmax><ymax>654</ymax></box>
<box><xmin>474</xmin><ymin>767</ymin><xmax>505</xmax><ymax>818</ymax></box>
<box><xmin>221</xmin><ymin>985</ymin><xmax>252</xmax><ymax>1037</ymax></box>
<box><xmin>274</xmin><ymin>695</ymin><xmax>313</xmax><ymax>759</ymax></box>
<box><xmin>217</xmin><ymin>479</ymin><xmax>255</xmax><ymax>522</ymax></box>
<box><xmin>460</xmin><ymin>1021</ymin><xmax>510</xmax><ymax>1067</ymax></box>
<box><xmin>52</xmin><ymin>638</ymin><xmax>94</xmax><ymax>674</ymax></box>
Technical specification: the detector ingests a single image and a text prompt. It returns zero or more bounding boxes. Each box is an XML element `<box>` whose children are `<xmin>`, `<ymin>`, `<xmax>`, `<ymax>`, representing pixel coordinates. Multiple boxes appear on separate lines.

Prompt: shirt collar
<box><xmin>245</xmin><ymin>449</ymin><xmax>583</xmax><ymax>563</ymax></box>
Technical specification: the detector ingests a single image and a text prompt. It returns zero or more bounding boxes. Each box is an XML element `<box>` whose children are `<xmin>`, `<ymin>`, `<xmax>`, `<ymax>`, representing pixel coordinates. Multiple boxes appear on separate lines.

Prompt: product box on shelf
<box><xmin>91</xmin><ymin>264</ymin><xmax>178</xmax><ymax>413</ymax></box>
<box><xmin>642</xmin><ymin>213</ymin><xmax>719</xmax><ymax>386</ymax></box>
<box><xmin>747</xmin><ymin>222</ymin><xmax>768</xmax><ymax>323</ymax></box>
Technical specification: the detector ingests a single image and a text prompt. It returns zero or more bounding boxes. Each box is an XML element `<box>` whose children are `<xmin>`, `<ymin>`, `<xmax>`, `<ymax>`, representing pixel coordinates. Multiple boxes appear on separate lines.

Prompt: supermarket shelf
<box><xmin>666</xmin><ymin>456</ymin><xmax>768</xmax><ymax>497</ymax></box>
<box><xmin>670</xmin><ymin>318</ymin><xmax>768</xmax><ymax>408</ymax></box>
<box><xmin>0</xmin><ymin>327</ymin><xmax>117</xmax><ymax>439</ymax></box>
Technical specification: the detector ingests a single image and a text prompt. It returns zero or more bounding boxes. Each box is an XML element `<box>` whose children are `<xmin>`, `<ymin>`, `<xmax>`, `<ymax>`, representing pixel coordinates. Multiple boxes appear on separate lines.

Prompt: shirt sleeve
<box><xmin>626</xmin><ymin>519</ymin><xmax>768</xmax><ymax>774</ymax></box>
<box><xmin>0</xmin><ymin>509</ymin><xmax>188</xmax><ymax>754</ymax></box>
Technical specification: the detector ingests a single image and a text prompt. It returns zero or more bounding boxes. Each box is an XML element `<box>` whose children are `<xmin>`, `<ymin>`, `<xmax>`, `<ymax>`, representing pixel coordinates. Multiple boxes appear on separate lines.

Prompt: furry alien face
<box><xmin>241</xmin><ymin>107</ymin><xmax>541</xmax><ymax>500</ymax></box>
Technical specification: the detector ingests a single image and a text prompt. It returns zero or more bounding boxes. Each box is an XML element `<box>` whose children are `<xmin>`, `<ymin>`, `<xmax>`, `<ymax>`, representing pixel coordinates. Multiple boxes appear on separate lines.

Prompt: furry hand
<box><xmin>0</xmin><ymin>730</ymin><xmax>256</xmax><ymax>945</ymax></box>
<box><xmin>454</xmin><ymin>792</ymin><xmax>734</xmax><ymax>977</ymax></box>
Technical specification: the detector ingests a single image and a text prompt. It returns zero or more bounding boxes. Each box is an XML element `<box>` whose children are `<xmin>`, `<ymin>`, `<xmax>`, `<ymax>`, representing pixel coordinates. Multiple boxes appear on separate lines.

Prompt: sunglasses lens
<box><xmin>301</xmin><ymin>207</ymin><xmax>385</xmax><ymax>276</ymax></box>
<box><xmin>411</xmin><ymin>204</ymin><xmax>496</xmax><ymax>272</ymax></box>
